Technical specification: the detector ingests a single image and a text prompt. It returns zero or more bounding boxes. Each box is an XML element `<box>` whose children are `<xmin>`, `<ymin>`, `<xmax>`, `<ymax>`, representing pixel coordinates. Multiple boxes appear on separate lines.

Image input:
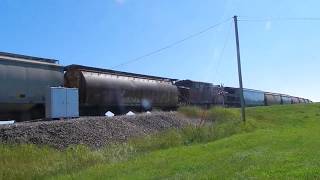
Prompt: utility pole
<box><xmin>233</xmin><ymin>15</ymin><xmax>246</xmax><ymax>122</ymax></box>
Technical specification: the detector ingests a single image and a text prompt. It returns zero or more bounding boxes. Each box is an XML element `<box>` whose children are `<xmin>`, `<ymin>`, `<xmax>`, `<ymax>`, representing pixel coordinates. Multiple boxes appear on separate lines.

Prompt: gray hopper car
<box><xmin>64</xmin><ymin>65</ymin><xmax>178</xmax><ymax>115</ymax></box>
<box><xmin>0</xmin><ymin>52</ymin><xmax>64</xmax><ymax>121</ymax></box>
<box><xmin>223</xmin><ymin>87</ymin><xmax>311</xmax><ymax>107</ymax></box>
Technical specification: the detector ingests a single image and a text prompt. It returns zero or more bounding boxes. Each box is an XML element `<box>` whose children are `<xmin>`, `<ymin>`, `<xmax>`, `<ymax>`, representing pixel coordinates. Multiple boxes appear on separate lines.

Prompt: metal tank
<box><xmin>0</xmin><ymin>52</ymin><xmax>64</xmax><ymax>121</ymax></box>
<box><xmin>64</xmin><ymin>65</ymin><xmax>178</xmax><ymax>115</ymax></box>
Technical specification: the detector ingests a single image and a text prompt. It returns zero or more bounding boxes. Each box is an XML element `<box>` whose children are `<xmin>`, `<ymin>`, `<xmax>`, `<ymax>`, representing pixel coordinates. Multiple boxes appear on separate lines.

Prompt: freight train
<box><xmin>0</xmin><ymin>52</ymin><xmax>312</xmax><ymax>121</ymax></box>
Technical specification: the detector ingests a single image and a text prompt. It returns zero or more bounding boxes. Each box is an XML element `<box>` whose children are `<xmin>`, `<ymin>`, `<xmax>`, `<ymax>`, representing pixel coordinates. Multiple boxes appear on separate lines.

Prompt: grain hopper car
<box><xmin>0</xmin><ymin>52</ymin><xmax>64</xmax><ymax>121</ymax></box>
<box><xmin>223</xmin><ymin>87</ymin><xmax>312</xmax><ymax>107</ymax></box>
<box><xmin>64</xmin><ymin>65</ymin><xmax>178</xmax><ymax>115</ymax></box>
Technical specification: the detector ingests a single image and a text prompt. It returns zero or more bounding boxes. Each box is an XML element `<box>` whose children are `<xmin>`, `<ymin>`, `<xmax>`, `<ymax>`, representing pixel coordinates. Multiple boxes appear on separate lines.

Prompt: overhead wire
<box><xmin>111</xmin><ymin>18</ymin><xmax>232</xmax><ymax>69</ymax></box>
<box><xmin>238</xmin><ymin>16</ymin><xmax>320</xmax><ymax>22</ymax></box>
<box><xmin>213</xmin><ymin>20</ymin><xmax>233</xmax><ymax>83</ymax></box>
<box><xmin>111</xmin><ymin>15</ymin><xmax>320</xmax><ymax>75</ymax></box>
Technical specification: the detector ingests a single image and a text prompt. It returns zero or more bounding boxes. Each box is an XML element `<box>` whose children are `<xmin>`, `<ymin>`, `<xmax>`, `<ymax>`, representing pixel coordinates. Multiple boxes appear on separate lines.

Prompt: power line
<box><xmin>238</xmin><ymin>16</ymin><xmax>320</xmax><ymax>22</ymax></box>
<box><xmin>213</xmin><ymin>21</ymin><xmax>233</xmax><ymax>82</ymax></box>
<box><xmin>111</xmin><ymin>18</ymin><xmax>232</xmax><ymax>69</ymax></box>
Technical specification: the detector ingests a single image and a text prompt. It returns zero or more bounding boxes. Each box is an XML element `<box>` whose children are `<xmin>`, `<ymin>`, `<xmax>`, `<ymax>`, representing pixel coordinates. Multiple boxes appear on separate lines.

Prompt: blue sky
<box><xmin>0</xmin><ymin>0</ymin><xmax>319</xmax><ymax>101</ymax></box>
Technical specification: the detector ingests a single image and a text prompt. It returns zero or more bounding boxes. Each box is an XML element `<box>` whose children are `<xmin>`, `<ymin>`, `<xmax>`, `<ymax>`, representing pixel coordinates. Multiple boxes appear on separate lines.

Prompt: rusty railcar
<box><xmin>0</xmin><ymin>52</ymin><xmax>64</xmax><ymax>121</ymax></box>
<box><xmin>64</xmin><ymin>65</ymin><xmax>178</xmax><ymax>115</ymax></box>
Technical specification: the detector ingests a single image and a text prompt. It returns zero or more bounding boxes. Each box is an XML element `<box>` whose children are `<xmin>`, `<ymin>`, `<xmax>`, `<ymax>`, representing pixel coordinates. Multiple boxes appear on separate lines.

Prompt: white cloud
<box><xmin>265</xmin><ymin>21</ymin><xmax>272</xmax><ymax>31</ymax></box>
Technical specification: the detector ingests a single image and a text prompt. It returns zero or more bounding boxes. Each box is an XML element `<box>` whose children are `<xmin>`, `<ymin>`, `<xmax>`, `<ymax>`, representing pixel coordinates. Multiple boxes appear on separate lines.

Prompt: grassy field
<box><xmin>1</xmin><ymin>104</ymin><xmax>320</xmax><ymax>179</ymax></box>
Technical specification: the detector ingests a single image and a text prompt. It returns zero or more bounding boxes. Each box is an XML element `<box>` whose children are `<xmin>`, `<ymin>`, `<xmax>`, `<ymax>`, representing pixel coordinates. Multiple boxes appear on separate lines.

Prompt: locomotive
<box><xmin>0</xmin><ymin>52</ymin><xmax>312</xmax><ymax>121</ymax></box>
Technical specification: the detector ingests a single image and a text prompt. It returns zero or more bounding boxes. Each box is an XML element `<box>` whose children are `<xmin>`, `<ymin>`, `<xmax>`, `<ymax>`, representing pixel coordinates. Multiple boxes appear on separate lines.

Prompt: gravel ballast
<box><xmin>0</xmin><ymin>112</ymin><xmax>198</xmax><ymax>149</ymax></box>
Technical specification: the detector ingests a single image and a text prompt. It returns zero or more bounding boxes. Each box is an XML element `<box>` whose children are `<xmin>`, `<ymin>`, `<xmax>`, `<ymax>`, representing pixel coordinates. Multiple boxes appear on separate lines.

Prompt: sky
<box><xmin>0</xmin><ymin>0</ymin><xmax>319</xmax><ymax>101</ymax></box>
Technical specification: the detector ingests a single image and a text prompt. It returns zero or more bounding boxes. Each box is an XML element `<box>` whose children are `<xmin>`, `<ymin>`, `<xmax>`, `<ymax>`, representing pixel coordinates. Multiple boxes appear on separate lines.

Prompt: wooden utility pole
<box><xmin>233</xmin><ymin>15</ymin><xmax>246</xmax><ymax>122</ymax></box>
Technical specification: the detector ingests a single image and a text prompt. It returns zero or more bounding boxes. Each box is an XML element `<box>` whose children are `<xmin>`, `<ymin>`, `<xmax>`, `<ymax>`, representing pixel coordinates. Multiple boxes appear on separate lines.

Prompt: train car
<box><xmin>224</xmin><ymin>87</ymin><xmax>264</xmax><ymax>107</ymax></box>
<box><xmin>264</xmin><ymin>92</ymin><xmax>282</xmax><ymax>106</ymax></box>
<box><xmin>176</xmin><ymin>86</ymin><xmax>190</xmax><ymax>106</ymax></box>
<box><xmin>243</xmin><ymin>89</ymin><xmax>265</xmax><ymax>107</ymax></box>
<box><xmin>174</xmin><ymin>80</ymin><xmax>223</xmax><ymax>107</ymax></box>
<box><xmin>299</xmin><ymin>98</ymin><xmax>306</xmax><ymax>104</ymax></box>
<box><xmin>0</xmin><ymin>52</ymin><xmax>64</xmax><ymax>121</ymax></box>
<box><xmin>64</xmin><ymin>65</ymin><xmax>178</xmax><ymax>115</ymax></box>
<box><xmin>291</xmin><ymin>97</ymin><xmax>300</xmax><ymax>104</ymax></box>
<box><xmin>223</xmin><ymin>87</ymin><xmax>240</xmax><ymax>107</ymax></box>
<box><xmin>281</xmin><ymin>95</ymin><xmax>292</xmax><ymax>104</ymax></box>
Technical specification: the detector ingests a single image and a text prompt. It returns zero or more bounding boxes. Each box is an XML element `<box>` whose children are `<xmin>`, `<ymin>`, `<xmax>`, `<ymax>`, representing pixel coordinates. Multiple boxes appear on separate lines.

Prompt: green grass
<box><xmin>1</xmin><ymin>104</ymin><xmax>320</xmax><ymax>179</ymax></box>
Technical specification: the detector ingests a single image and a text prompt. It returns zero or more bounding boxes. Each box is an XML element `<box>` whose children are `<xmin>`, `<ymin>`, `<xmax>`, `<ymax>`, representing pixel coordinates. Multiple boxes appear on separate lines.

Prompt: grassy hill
<box><xmin>1</xmin><ymin>104</ymin><xmax>320</xmax><ymax>179</ymax></box>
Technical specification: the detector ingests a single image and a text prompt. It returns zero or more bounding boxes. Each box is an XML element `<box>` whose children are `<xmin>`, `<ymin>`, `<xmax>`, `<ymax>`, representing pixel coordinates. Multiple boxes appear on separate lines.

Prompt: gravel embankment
<box><xmin>0</xmin><ymin>112</ymin><xmax>198</xmax><ymax>149</ymax></box>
